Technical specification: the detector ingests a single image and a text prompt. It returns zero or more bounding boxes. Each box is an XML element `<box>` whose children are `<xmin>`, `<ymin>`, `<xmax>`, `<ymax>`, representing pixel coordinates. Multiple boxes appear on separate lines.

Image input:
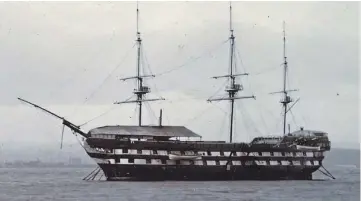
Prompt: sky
<box><xmin>0</xmin><ymin>1</ymin><xmax>359</xmax><ymax>152</ymax></box>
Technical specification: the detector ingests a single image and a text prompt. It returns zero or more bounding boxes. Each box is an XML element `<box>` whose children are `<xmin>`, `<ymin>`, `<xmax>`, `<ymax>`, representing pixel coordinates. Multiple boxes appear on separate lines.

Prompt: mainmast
<box><xmin>207</xmin><ymin>2</ymin><xmax>255</xmax><ymax>143</ymax></box>
<box><xmin>114</xmin><ymin>2</ymin><xmax>164</xmax><ymax>126</ymax></box>
<box><xmin>270</xmin><ymin>22</ymin><xmax>298</xmax><ymax>136</ymax></box>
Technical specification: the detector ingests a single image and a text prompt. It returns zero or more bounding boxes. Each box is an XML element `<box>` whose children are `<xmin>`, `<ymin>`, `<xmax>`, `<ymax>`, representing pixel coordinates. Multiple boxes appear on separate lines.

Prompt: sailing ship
<box><xmin>18</xmin><ymin>3</ymin><xmax>333</xmax><ymax>181</ymax></box>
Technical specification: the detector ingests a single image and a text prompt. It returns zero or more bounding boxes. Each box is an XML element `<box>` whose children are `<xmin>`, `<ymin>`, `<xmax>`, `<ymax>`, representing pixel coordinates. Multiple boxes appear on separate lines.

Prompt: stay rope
<box><xmin>66</xmin><ymin>43</ymin><xmax>136</xmax><ymax>119</ymax></box>
<box><xmin>154</xmin><ymin>39</ymin><xmax>230</xmax><ymax>76</ymax></box>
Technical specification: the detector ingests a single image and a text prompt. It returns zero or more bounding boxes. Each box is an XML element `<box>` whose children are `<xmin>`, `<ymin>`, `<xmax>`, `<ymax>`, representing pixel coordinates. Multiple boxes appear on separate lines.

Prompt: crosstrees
<box><xmin>269</xmin><ymin>21</ymin><xmax>299</xmax><ymax>136</ymax></box>
<box><xmin>113</xmin><ymin>2</ymin><xmax>164</xmax><ymax>126</ymax></box>
<box><xmin>207</xmin><ymin>2</ymin><xmax>255</xmax><ymax>143</ymax></box>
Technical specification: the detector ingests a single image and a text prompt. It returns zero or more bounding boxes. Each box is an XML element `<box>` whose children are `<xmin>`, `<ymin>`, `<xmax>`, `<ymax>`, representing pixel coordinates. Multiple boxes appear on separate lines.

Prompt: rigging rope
<box><xmin>46</xmin><ymin>30</ymin><xmax>118</xmax><ymax>101</ymax></box>
<box><xmin>79</xmin><ymin>95</ymin><xmax>134</xmax><ymax>127</ymax></box>
<box><xmin>234</xmin><ymin>103</ymin><xmax>238</xmax><ymax>141</ymax></box>
<box><xmin>247</xmin><ymin>99</ymin><xmax>270</xmax><ymax>135</ymax></box>
<box><xmin>258</xmin><ymin>107</ymin><xmax>270</xmax><ymax>135</ymax></box>
<box><xmin>184</xmin><ymin>103</ymin><xmax>215</xmax><ymax>127</ymax></box>
<box><xmin>139</xmin><ymin>45</ymin><xmax>156</xmax><ymax>124</ymax></box>
<box><xmin>154</xmin><ymin>39</ymin><xmax>229</xmax><ymax>76</ymax></box>
<box><xmin>234</xmin><ymin>102</ymin><xmax>251</xmax><ymax>139</ymax></box>
<box><xmin>254</xmin><ymin>63</ymin><xmax>284</xmax><ymax>76</ymax></box>
<box><xmin>74</xmin><ymin>132</ymin><xmax>85</xmax><ymax>149</ymax></box>
<box><xmin>296</xmin><ymin>100</ymin><xmax>308</xmax><ymax>127</ymax></box>
<box><xmin>209</xmin><ymin>101</ymin><xmax>228</xmax><ymax>115</ymax></box>
<box><xmin>161</xmin><ymin>96</ymin><xmax>208</xmax><ymax>103</ymax></box>
<box><xmin>78</xmin><ymin>105</ymin><xmax>117</xmax><ymax>127</ymax></box>
<box><xmin>287</xmin><ymin>69</ymin><xmax>292</xmax><ymax>92</ymax></box>
<box><xmin>228</xmin><ymin>39</ymin><xmax>233</xmax><ymax>78</ymax></box>
<box><xmin>236</xmin><ymin>101</ymin><xmax>262</xmax><ymax>136</ymax></box>
<box><xmin>131</xmin><ymin>105</ymin><xmax>138</xmax><ymax>124</ymax></box>
<box><xmin>289</xmin><ymin>110</ymin><xmax>299</xmax><ymax>128</ymax></box>
<box><xmin>145</xmin><ymin>101</ymin><xmax>158</xmax><ymax>125</ymax></box>
<box><xmin>235</xmin><ymin>46</ymin><xmax>247</xmax><ymax>75</ymax></box>
<box><xmin>217</xmin><ymin>111</ymin><xmax>227</xmax><ymax>141</ymax></box>
<box><xmin>183</xmin><ymin>104</ymin><xmax>213</xmax><ymax>126</ymax></box>
<box><xmin>66</xmin><ymin>43</ymin><xmax>137</xmax><ymax>119</ymax></box>
<box><xmin>208</xmin><ymin>79</ymin><xmax>229</xmax><ymax>100</ymax></box>
<box><xmin>141</xmin><ymin>44</ymin><xmax>164</xmax><ymax>100</ymax></box>
<box><xmin>235</xmin><ymin>45</ymin><xmax>284</xmax><ymax>77</ymax></box>
<box><xmin>164</xmin><ymin>110</ymin><xmax>171</xmax><ymax>125</ymax></box>
<box><xmin>141</xmin><ymin>44</ymin><xmax>155</xmax><ymax>76</ymax></box>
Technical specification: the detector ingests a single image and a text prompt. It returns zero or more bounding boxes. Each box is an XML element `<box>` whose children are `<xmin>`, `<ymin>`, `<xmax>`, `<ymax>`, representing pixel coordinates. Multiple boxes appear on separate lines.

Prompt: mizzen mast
<box><xmin>270</xmin><ymin>22</ymin><xmax>298</xmax><ymax>136</ymax></box>
<box><xmin>207</xmin><ymin>2</ymin><xmax>255</xmax><ymax>143</ymax></box>
<box><xmin>114</xmin><ymin>2</ymin><xmax>164</xmax><ymax>126</ymax></box>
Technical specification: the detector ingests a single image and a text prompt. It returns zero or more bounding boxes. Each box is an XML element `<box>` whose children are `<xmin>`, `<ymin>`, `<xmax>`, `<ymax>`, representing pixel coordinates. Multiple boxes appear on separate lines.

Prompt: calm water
<box><xmin>0</xmin><ymin>166</ymin><xmax>359</xmax><ymax>201</ymax></box>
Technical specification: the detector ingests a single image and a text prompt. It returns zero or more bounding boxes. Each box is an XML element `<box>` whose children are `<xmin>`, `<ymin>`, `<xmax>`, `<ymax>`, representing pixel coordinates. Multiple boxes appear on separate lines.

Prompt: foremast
<box><xmin>114</xmin><ymin>2</ymin><xmax>164</xmax><ymax>126</ymax></box>
<box><xmin>207</xmin><ymin>2</ymin><xmax>255</xmax><ymax>143</ymax></box>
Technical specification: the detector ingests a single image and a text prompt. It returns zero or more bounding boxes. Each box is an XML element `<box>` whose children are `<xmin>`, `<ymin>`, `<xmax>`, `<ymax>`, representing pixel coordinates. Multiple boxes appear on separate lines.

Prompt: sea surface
<box><xmin>0</xmin><ymin>166</ymin><xmax>359</xmax><ymax>201</ymax></box>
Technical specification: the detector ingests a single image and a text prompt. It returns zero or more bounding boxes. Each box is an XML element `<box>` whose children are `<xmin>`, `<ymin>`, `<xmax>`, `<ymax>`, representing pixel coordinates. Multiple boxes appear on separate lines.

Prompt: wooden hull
<box><xmin>83</xmin><ymin>133</ymin><xmax>330</xmax><ymax>181</ymax></box>
<box><xmin>98</xmin><ymin>164</ymin><xmax>318</xmax><ymax>181</ymax></box>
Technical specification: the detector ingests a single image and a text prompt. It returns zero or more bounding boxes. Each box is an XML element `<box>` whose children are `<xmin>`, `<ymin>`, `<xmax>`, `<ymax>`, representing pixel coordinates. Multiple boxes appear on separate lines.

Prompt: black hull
<box><xmin>98</xmin><ymin>164</ymin><xmax>319</xmax><ymax>181</ymax></box>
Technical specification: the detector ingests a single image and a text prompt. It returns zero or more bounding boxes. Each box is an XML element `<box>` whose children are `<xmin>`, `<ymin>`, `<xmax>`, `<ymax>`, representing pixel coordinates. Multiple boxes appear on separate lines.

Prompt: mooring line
<box><xmin>83</xmin><ymin>166</ymin><xmax>100</xmax><ymax>181</ymax></box>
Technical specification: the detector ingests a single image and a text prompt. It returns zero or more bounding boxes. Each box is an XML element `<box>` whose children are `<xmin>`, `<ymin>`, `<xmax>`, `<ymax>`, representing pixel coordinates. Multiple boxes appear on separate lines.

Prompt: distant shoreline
<box><xmin>0</xmin><ymin>164</ymin><xmax>96</xmax><ymax>168</ymax></box>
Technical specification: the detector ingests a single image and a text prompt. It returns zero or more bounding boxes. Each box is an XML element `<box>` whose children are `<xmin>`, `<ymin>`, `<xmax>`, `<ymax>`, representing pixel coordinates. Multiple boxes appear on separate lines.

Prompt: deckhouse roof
<box><xmin>88</xmin><ymin>125</ymin><xmax>201</xmax><ymax>138</ymax></box>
